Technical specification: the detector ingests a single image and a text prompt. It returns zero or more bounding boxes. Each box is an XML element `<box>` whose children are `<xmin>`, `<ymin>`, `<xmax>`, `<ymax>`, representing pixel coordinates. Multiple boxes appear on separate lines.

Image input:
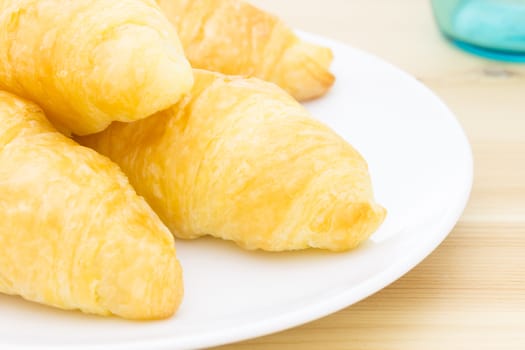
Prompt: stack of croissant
<box><xmin>0</xmin><ymin>0</ymin><xmax>386</xmax><ymax>320</ymax></box>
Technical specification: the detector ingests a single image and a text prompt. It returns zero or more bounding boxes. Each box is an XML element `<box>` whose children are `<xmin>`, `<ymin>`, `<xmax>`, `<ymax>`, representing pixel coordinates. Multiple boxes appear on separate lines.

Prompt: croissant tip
<box><xmin>278</xmin><ymin>41</ymin><xmax>336</xmax><ymax>101</ymax></box>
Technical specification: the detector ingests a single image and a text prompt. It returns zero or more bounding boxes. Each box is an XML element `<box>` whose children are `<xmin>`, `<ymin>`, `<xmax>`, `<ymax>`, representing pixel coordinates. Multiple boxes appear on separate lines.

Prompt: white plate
<box><xmin>0</xmin><ymin>32</ymin><xmax>473</xmax><ymax>349</ymax></box>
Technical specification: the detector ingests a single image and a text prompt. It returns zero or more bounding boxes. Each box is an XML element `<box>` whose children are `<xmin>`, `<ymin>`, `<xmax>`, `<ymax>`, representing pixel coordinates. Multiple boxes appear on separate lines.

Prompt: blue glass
<box><xmin>431</xmin><ymin>0</ymin><xmax>525</xmax><ymax>62</ymax></box>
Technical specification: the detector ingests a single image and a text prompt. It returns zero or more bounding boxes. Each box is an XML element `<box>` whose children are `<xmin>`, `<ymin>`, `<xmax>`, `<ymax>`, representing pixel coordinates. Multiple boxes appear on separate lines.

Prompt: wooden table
<box><xmin>216</xmin><ymin>0</ymin><xmax>525</xmax><ymax>349</ymax></box>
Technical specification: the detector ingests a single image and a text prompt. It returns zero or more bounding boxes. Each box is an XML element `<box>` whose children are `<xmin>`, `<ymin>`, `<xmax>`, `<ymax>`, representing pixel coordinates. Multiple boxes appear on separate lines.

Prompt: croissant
<box><xmin>0</xmin><ymin>0</ymin><xmax>193</xmax><ymax>136</ymax></box>
<box><xmin>0</xmin><ymin>91</ymin><xmax>183</xmax><ymax>320</ymax></box>
<box><xmin>78</xmin><ymin>70</ymin><xmax>385</xmax><ymax>252</ymax></box>
<box><xmin>156</xmin><ymin>0</ymin><xmax>334</xmax><ymax>101</ymax></box>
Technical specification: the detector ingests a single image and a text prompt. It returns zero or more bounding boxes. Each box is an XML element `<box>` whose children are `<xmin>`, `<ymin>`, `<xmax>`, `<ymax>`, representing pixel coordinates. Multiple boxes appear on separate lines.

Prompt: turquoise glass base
<box><xmin>446</xmin><ymin>36</ymin><xmax>525</xmax><ymax>63</ymax></box>
<box><xmin>432</xmin><ymin>0</ymin><xmax>525</xmax><ymax>63</ymax></box>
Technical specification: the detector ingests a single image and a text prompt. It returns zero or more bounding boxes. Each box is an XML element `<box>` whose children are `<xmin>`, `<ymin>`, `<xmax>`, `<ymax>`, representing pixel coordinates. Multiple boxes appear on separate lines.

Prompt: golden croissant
<box><xmin>0</xmin><ymin>91</ymin><xmax>183</xmax><ymax>320</ymax></box>
<box><xmin>0</xmin><ymin>0</ymin><xmax>193</xmax><ymax>136</ymax></box>
<box><xmin>78</xmin><ymin>70</ymin><xmax>386</xmax><ymax>252</ymax></box>
<box><xmin>156</xmin><ymin>0</ymin><xmax>334</xmax><ymax>101</ymax></box>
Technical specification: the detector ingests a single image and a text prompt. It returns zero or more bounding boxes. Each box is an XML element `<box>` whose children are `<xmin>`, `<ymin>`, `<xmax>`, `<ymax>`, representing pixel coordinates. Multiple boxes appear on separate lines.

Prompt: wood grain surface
<box><xmin>215</xmin><ymin>0</ymin><xmax>525</xmax><ymax>349</ymax></box>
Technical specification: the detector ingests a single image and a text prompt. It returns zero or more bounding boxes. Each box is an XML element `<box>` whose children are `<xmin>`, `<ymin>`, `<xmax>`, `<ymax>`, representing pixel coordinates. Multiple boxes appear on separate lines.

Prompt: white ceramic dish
<box><xmin>0</xmin><ymin>32</ymin><xmax>473</xmax><ymax>349</ymax></box>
